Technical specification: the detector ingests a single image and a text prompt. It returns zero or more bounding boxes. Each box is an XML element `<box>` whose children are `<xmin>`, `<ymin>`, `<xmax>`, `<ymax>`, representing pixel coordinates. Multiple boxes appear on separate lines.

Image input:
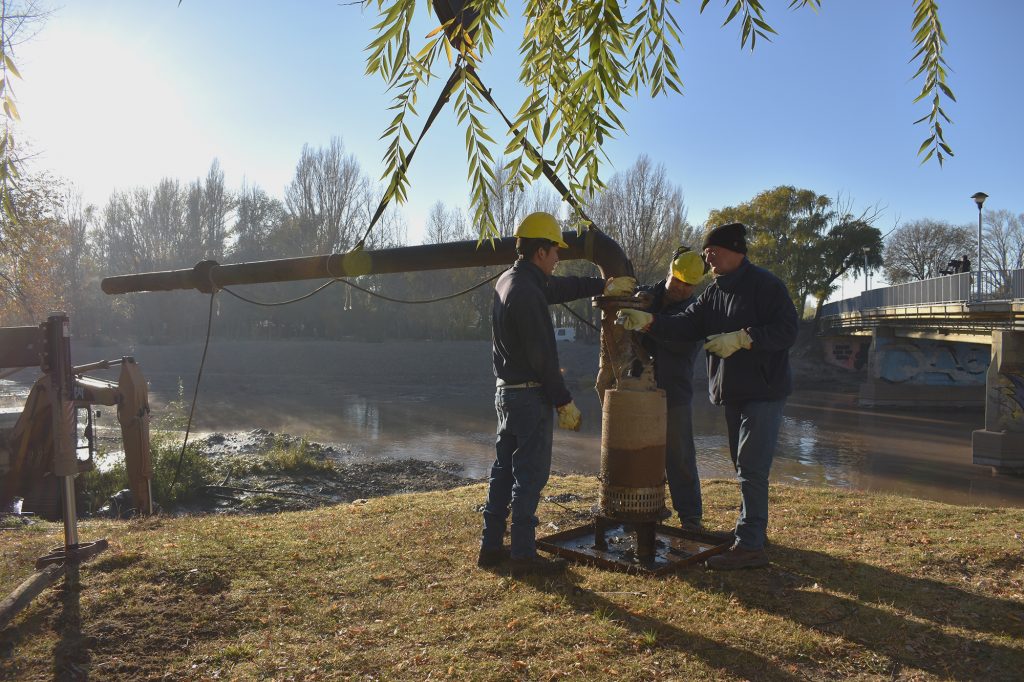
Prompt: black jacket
<box><xmin>637</xmin><ymin>280</ymin><xmax>700</xmax><ymax>407</ymax></box>
<box><xmin>492</xmin><ymin>260</ymin><xmax>605</xmax><ymax>407</ymax></box>
<box><xmin>649</xmin><ymin>259</ymin><xmax>798</xmax><ymax>405</ymax></box>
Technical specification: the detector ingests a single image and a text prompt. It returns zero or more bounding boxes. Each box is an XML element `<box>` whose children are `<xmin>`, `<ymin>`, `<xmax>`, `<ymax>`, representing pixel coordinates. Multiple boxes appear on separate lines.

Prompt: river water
<box><xmin>2</xmin><ymin>338</ymin><xmax>1022</xmax><ymax>509</ymax></box>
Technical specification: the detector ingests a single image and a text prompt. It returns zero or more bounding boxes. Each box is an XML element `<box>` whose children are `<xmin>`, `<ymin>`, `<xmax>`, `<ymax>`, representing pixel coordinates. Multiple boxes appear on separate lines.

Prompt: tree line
<box><xmin>2</xmin><ymin>136</ymin><xmax>1016</xmax><ymax>344</ymax></box>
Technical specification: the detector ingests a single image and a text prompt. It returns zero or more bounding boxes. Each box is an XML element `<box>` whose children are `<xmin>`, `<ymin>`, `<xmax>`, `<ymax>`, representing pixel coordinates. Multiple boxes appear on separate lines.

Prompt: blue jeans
<box><xmin>666</xmin><ymin>402</ymin><xmax>701</xmax><ymax>524</ymax></box>
<box><xmin>724</xmin><ymin>399</ymin><xmax>786</xmax><ymax>550</ymax></box>
<box><xmin>481</xmin><ymin>387</ymin><xmax>553</xmax><ymax>559</ymax></box>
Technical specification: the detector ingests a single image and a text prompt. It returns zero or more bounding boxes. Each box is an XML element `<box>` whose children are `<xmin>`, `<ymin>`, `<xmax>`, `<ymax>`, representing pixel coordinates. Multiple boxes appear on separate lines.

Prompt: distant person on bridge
<box><xmin>479</xmin><ymin>211</ymin><xmax>636</xmax><ymax>575</ymax></box>
<box><xmin>617</xmin><ymin>222</ymin><xmax>798</xmax><ymax>570</ymax></box>
<box><xmin>636</xmin><ymin>247</ymin><xmax>707</xmax><ymax>533</ymax></box>
<box><xmin>960</xmin><ymin>255</ymin><xmax>971</xmax><ymax>273</ymax></box>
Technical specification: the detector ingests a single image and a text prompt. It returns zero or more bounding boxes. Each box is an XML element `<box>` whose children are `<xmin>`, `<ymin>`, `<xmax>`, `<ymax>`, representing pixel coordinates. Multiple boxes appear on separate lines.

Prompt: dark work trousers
<box><xmin>481</xmin><ymin>386</ymin><xmax>553</xmax><ymax>559</ymax></box>
<box><xmin>724</xmin><ymin>399</ymin><xmax>786</xmax><ymax>550</ymax></box>
<box><xmin>665</xmin><ymin>402</ymin><xmax>702</xmax><ymax>524</ymax></box>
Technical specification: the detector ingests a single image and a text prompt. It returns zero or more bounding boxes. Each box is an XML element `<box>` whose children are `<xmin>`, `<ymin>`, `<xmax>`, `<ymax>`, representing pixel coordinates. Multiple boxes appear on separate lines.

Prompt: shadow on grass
<box><xmin>677</xmin><ymin>544</ymin><xmax>1024</xmax><ymax>680</ymax></box>
<box><xmin>53</xmin><ymin>563</ymin><xmax>91</xmax><ymax>680</ymax></box>
<box><xmin>525</xmin><ymin>572</ymin><xmax>804</xmax><ymax>682</ymax></box>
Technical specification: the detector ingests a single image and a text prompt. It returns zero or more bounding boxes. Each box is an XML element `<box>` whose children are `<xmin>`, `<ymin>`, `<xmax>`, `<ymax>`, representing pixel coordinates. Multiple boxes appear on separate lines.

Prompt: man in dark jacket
<box><xmin>480</xmin><ymin>211</ymin><xmax>635</xmax><ymax>575</ymax></box>
<box><xmin>617</xmin><ymin>223</ymin><xmax>798</xmax><ymax>570</ymax></box>
<box><xmin>636</xmin><ymin>247</ymin><xmax>706</xmax><ymax>532</ymax></box>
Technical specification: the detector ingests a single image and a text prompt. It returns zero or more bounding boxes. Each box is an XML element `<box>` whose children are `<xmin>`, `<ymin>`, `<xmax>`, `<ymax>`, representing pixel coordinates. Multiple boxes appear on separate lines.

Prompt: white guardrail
<box><xmin>820</xmin><ymin>269</ymin><xmax>1024</xmax><ymax>318</ymax></box>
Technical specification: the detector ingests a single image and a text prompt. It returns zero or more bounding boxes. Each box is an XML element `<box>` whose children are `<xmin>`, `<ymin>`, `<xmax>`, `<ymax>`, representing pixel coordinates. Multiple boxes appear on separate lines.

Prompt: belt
<box><xmin>496</xmin><ymin>381</ymin><xmax>542</xmax><ymax>389</ymax></box>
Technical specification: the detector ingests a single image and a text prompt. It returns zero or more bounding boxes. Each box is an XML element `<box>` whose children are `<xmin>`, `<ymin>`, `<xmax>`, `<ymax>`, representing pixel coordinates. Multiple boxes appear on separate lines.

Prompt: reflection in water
<box><xmin>344</xmin><ymin>398</ymin><xmax>380</xmax><ymax>440</ymax></box>
<box><xmin>3</xmin><ymin>376</ymin><xmax>1023</xmax><ymax>509</ymax></box>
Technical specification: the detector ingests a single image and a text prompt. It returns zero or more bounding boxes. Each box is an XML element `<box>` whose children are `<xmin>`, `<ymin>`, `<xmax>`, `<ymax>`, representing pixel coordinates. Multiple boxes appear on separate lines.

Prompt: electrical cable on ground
<box><xmin>170</xmin><ymin>291</ymin><xmax>216</xmax><ymax>493</ymax></box>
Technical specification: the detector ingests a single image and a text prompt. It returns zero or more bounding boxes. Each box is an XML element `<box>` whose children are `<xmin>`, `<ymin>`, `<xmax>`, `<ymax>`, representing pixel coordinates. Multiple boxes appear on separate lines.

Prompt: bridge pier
<box><xmin>973</xmin><ymin>331</ymin><xmax>1024</xmax><ymax>475</ymax></box>
<box><xmin>858</xmin><ymin>327</ymin><xmax>988</xmax><ymax>407</ymax></box>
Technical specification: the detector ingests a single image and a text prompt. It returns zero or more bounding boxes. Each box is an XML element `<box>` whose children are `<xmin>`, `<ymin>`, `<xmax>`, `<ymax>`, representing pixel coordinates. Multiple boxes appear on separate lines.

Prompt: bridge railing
<box><xmin>820</xmin><ymin>268</ymin><xmax>1024</xmax><ymax>319</ymax></box>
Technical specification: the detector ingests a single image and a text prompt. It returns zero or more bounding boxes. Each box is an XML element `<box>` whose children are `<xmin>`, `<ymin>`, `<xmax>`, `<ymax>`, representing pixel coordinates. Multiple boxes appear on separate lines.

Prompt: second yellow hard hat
<box><xmin>671</xmin><ymin>249</ymin><xmax>705</xmax><ymax>284</ymax></box>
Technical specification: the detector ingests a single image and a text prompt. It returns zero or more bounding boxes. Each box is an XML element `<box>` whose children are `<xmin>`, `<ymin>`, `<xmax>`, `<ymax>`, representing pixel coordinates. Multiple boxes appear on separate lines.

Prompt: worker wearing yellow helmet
<box><xmin>635</xmin><ymin>246</ymin><xmax>708</xmax><ymax>535</ymax></box>
<box><xmin>479</xmin><ymin>211</ymin><xmax>635</xmax><ymax>575</ymax></box>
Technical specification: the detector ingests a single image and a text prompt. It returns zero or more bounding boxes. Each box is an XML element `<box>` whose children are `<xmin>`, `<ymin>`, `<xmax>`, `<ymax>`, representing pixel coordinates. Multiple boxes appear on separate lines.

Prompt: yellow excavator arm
<box><xmin>1</xmin><ymin>316</ymin><xmax>153</xmax><ymax>519</ymax></box>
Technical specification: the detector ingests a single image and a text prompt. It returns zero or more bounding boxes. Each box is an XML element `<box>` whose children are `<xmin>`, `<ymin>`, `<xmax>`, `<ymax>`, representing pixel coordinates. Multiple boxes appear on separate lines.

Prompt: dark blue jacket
<box><xmin>649</xmin><ymin>259</ymin><xmax>798</xmax><ymax>405</ymax></box>
<box><xmin>492</xmin><ymin>260</ymin><xmax>605</xmax><ymax>407</ymax></box>
<box><xmin>637</xmin><ymin>280</ymin><xmax>700</xmax><ymax>407</ymax></box>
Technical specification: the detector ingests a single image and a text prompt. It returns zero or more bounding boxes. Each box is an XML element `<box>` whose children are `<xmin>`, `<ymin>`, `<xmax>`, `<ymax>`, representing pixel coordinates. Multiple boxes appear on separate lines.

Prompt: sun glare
<box><xmin>19</xmin><ymin>24</ymin><xmax>213</xmax><ymax>204</ymax></box>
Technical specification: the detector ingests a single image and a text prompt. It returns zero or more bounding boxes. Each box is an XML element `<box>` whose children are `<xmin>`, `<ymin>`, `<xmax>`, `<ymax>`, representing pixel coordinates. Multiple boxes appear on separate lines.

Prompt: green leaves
<box><xmin>363</xmin><ymin>1</ymin><xmax>953</xmax><ymax>242</ymax></box>
<box><xmin>700</xmin><ymin>0</ymin><xmax>777</xmax><ymax>51</ymax></box>
<box><xmin>910</xmin><ymin>0</ymin><xmax>954</xmax><ymax>166</ymax></box>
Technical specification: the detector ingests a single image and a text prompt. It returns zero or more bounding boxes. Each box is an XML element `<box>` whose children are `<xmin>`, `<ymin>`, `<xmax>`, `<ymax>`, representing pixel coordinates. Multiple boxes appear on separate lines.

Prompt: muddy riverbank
<box><xmin>4</xmin><ymin>337</ymin><xmax>1022</xmax><ymax>509</ymax></box>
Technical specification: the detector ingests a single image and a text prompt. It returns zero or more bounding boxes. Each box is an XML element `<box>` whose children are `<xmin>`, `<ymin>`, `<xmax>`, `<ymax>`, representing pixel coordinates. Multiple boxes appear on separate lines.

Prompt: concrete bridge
<box><xmin>818</xmin><ymin>269</ymin><xmax>1024</xmax><ymax>475</ymax></box>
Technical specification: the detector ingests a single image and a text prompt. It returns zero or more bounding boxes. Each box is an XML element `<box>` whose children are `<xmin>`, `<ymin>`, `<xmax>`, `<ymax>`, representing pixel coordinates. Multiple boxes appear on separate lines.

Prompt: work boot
<box><xmin>705</xmin><ymin>544</ymin><xmax>769</xmax><ymax>571</ymax></box>
<box><xmin>508</xmin><ymin>554</ymin><xmax>567</xmax><ymax>576</ymax></box>
<box><xmin>477</xmin><ymin>546</ymin><xmax>511</xmax><ymax>568</ymax></box>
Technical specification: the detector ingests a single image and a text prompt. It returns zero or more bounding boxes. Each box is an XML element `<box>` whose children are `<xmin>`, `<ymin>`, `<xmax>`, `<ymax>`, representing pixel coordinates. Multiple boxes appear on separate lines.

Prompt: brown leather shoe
<box><xmin>705</xmin><ymin>544</ymin><xmax>769</xmax><ymax>570</ymax></box>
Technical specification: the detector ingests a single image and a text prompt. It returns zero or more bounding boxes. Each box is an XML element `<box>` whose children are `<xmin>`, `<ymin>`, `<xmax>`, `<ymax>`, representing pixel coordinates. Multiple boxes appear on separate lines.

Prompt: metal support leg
<box><xmin>635</xmin><ymin>522</ymin><xmax>656</xmax><ymax>562</ymax></box>
<box><xmin>61</xmin><ymin>476</ymin><xmax>78</xmax><ymax>550</ymax></box>
<box><xmin>593</xmin><ymin>516</ymin><xmax>610</xmax><ymax>551</ymax></box>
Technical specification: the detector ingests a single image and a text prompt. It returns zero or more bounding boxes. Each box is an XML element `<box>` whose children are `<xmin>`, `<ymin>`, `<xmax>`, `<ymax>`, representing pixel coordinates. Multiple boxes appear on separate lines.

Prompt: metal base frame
<box><xmin>35</xmin><ymin>539</ymin><xmax>109</xmax><ymax>569</ymax></box>
<box><xmin>538</xmin><ymin>516</ymin><xmax>730</xmax><ymax>575</ymax></box>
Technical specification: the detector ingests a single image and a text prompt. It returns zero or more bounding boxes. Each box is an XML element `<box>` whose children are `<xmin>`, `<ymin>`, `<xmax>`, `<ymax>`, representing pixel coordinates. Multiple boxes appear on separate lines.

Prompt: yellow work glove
<box><xmin>615</xmin><ymin>308</ymin><xmax>653</xmax><ymax>332</ymax></box>
<box><xmin>703</xmin><ymin>329</ymin><xmax>753</xmax><ymax>359</ymax></box>
<box><xmin>603</xmin><ymin>276</ymin><xmax>637</xmax><ymax>297</ymax></box>
<box><xmin>556</xmin><ymin>401</ymin><xmax>582</xmax><ymax>431</ymax></box>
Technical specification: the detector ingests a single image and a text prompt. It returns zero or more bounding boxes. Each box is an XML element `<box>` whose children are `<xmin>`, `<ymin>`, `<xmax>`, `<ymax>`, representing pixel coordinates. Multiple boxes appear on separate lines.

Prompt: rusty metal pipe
<box><xmin>100</xmin><ymin>229</ymin><xmax>632</xmax><ymax>295</ymax></box>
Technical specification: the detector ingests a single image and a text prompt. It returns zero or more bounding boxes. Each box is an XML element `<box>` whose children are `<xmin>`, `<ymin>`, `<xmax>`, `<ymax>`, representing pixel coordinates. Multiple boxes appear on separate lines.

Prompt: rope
<box><xmin>170</xmin><ymin>291</ymin><xmax>216</xmax><ymax>493</ymax></box>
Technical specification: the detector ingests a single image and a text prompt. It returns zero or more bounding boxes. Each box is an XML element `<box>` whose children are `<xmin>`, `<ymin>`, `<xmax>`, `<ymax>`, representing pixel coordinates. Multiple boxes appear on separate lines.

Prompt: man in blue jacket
<box><xmin>618</xmin><ymin>223</ymin><xmax>798</xmax><ymax>570</ymax></box>
<box><xmin>480</xmin><ymin>212</ymin><xmax>636</xmax><ymax>575</ymax></box>
<box><xmin>636</xmin><ymin>248</ymin><xmax>706</xmax><ymax>532</ymax></box>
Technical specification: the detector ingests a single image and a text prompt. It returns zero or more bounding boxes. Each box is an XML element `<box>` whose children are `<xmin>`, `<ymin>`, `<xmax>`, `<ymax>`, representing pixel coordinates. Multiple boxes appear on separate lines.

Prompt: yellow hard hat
<box><xmin>514</xmin><ymin>212</ymin><xmax>568</xmax><ymax>248</ymax></box>
<box><xmin>671</xmin><ymin>248</ymin><xmax>705</xmax><ymax>285</ymax></box>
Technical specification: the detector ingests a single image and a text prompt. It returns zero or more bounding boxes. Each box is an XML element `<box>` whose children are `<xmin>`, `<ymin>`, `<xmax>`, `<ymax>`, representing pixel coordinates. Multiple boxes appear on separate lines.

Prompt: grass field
<box><xmin>2</xmin><ymin>477</ymin><xmax>1022</xmax><ymax>680</ymax></box>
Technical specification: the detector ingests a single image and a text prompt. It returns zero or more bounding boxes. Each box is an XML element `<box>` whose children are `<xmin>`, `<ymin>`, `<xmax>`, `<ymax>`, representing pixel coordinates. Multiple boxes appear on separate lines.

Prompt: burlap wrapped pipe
<box><xmin>598</xmin><ymin>381</ymin><xmax>668</xmax><ymax>522</ymax></box>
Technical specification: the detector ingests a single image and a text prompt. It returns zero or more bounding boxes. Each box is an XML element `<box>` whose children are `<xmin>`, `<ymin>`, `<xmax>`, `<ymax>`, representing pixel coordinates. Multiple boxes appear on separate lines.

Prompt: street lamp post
<box><xmin>972</xmin><ymin>192</ymin><xmax>988</xmax><ymax>301</ymax></box>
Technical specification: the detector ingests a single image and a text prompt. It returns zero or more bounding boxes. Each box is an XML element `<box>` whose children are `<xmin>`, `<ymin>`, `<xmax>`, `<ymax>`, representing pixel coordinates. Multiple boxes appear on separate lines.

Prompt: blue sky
<box><xmin>15</xmin><ymin>1</ymin><xmax>1024</xmax><ymax>292</ymax></box>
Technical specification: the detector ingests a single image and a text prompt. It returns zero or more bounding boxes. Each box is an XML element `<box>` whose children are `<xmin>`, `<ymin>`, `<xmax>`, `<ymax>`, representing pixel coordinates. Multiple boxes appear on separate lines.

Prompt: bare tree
<box><xmin>230</xmin><ymin>183</ymin><xmax>285</xmax><ymax>261</ymax></box>
<box><xmin>883</xmin><ymin>219</ymin><xmax>973</xmax><ymax>283</ymax></box>
<box><xmin>982</xmin><ymin>208</ymin><xmax>1024</xmax><ymax>273</ymax></box>
<box><xmin>588</xmin><ymin>154</ymin><xmax>695</xmax><ymax>284</ymax></box>
<box><xmin>424</xmin><ymin>201</ymin><xmax>471</xmax><ymax>244</ymax></box>
<box><xmin>201</xmin><ymin>159</ymin><xmax>233</xmax><ymax>260</ymax></box>
<box><xmin>489</xmin><ymin>160</ymin><xmax>527</xmax><ymax>237</ymax></box>
<box><xmin>285</xmin><ymin>137</ymin><xmax>366</xmax><ymax>254</ymax></box>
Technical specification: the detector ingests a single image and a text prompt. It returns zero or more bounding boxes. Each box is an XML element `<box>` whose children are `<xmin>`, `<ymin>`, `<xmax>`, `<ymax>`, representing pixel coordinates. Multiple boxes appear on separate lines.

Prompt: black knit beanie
<box><xmin>702</xmin><ymin>222</ymin><xmax>747</xmax><ymax>254</ymax></box>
